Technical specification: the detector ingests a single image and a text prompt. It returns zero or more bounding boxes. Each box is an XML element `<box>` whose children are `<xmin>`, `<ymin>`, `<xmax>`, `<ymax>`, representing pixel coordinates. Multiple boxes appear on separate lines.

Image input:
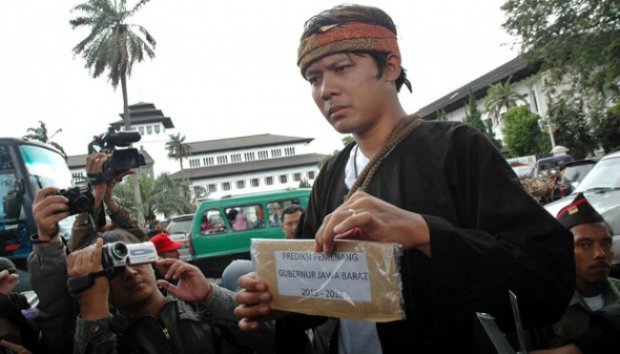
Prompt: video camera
<box><xmin>102</xmin><ymin>241</ymin><xmax>158</xmax><ymax>277</ymax></box>
<box><xmin>87</xmin><ymin>127</ymin><xmax>146</xmax><ymax>183</ymax></box>
<box><xmin>67</xmin><ymin>241</ymin><xmax>158</xmax><ymax>294</ymax></box>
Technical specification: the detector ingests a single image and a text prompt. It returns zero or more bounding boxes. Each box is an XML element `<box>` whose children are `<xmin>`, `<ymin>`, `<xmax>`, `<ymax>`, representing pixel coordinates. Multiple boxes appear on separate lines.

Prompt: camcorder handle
<box><xmin>67</xmin><ymin>270</ymin><xmax>109</xmax><ymax>295</ymax></box>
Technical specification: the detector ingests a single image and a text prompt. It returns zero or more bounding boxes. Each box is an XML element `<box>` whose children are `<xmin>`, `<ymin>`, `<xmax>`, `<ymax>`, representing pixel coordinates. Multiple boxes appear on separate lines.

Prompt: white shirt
<box><xmin>338</xmin><ymin>145</ymin><xmax>383</xmax><ymax>354</ymax></box>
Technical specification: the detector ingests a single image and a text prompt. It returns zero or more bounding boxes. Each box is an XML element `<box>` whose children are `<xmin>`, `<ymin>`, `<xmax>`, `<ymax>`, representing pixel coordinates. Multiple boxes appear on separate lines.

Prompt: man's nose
<box><xmin>593</xmin><ymin>245</ymin><xmax>608</xmax><ymax>259</ymax></box>
<box><xmin>320</xmin><ymin>75</ymin><xmax>339</xmax><ymax>99</ymax></box>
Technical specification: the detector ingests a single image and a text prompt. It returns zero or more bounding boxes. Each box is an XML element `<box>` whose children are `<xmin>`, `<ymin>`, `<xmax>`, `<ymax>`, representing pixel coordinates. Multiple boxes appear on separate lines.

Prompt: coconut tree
<box><xmin>483</xmin><ymin>76</ymin><xmax>527</xmax><ymax>126</ymax></box>
<box><xmin>23</xmin><ymin>121</ymin><xmax>67</xmax><ymax>158</ymax></box>
<box><xmin>70</xmin><ymin>0</ymin><xmax>157</xmax><ymax>224</ymax></box>
<box><xmin>166</xmin><ymin>133</ymin><xmax>191</xmax><ymax>182</ymax></box>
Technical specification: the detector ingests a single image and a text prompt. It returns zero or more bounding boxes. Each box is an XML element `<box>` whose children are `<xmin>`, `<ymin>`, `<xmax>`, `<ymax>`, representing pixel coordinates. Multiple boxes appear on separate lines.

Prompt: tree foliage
<box><xmin>114</xmin><ymin>170</ymin><xmax>195</xmax><ymax>223</ymax></box>
<box><xmin>23</xmin><ymin>121</ymin><xmax>67</xmax><ymax>158</ymax></box>
<box><xmin>593</xmin><ymin>101</ymin><xmax>620</xmax><ymax>152</ymax></box>
<box><xmin>464</xmin><ymin>89</ymin><xmax>502</xmax><ymax>149</ymax></box>
<box><xmin>547</xmin><ymin>98</ymin><xmax>598</xmax><ymax>158</ymax></box>
<box><xmin>483</xmin><ymin>76</ymin><xmax>527</xmax><ymax>126</ymax></box>
<box><xmin>502</xmin><ymin>106</ymin><xmax>550</xmax><ymax>157</ymax></box>
<box><xmin>166</xmin><ymin>133</ymin><xmax>191</xmax><ymax>180</ymax></box>
<box><xmin>502</xmin><ymin>0</ymin><xmax>620</xmax><ymax>96</ymax></box>
<box><xmin>70</xmin><ymin>0</ymin><xmax>157</xmax><ymax>224</ymax></box>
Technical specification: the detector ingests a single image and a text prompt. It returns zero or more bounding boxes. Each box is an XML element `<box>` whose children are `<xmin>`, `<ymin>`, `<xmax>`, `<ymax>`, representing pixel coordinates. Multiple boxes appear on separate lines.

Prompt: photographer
<box><xmin>68</xmin><ymin>152</ymin><xmax>146</xmax><ymax>252</ymax></box>
<box><xmin>27</xmin><ymin>152</ymin><xmax>145</xmax><ymax>353</ymax></box>
<box><xmin>68</xmin><ymin>234</ymin><xmax>273</xmax><ymax>354</ymax></box>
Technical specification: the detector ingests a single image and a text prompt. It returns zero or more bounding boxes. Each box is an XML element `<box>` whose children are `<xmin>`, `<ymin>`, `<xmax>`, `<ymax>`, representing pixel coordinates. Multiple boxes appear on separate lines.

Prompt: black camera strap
<box><xmin>87</xmin><ymin>173</ymin><xmax>105</xmax><ymax>185</ymax></box>
<box><xmin>67</xmin><ymin>270</ymin><xmax>108</xmax><ymax>295</ymax></box>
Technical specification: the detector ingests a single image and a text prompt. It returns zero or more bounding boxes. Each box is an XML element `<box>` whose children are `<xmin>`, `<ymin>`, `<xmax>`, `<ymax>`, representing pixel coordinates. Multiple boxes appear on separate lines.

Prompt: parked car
<box><xmin>165</xmin><ymin>214</ymin><xmax>194</xmax><ymax>261</ymax></box>
<box><xmin>189</xmin><ymin>188</ymin><xmax>311</xmax><ymax>277</ymax></box>
<box><xmin>544</xmin><ymin>150</ymin><xmax>620</xmax><ymax>234</ymax></box>
<box><xmin>557</xmin><ymin>159</ymin><xmax>597</xmax><ymax>197</ymax></box>
<box><xmin>532</xmin><ymin>154</ymin><xmax>575</xmax><ymax>178</ymax></box>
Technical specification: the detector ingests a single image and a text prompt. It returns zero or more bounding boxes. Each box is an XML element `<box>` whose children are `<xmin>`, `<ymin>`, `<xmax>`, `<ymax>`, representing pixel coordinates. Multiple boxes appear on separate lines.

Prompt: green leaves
<box><xmin>502</xmin><ymin>0</ymin><xmax>620</xmax><ymax>97</ymax></box>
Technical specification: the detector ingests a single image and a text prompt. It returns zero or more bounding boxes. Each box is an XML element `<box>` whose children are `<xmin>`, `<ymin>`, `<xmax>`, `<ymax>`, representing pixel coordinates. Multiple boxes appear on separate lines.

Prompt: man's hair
<box><xmin>301</xmin><ymin>4</ymin><xmax>410</xmax><ymax>92</ymax></box>
<box><xmin>283</xmin><ymin>204</ymin><xmax>304</xmax><ymax>216</ymax></box>
<box><xmin>102</xmin><ymin>228</ymin><xmax>140</xmax><ymax>244</ymax></box>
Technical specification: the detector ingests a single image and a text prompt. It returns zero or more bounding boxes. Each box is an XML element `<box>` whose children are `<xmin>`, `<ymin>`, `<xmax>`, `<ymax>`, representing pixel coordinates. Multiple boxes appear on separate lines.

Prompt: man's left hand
<box><xmin>314</xmin><ymin>191</ymin><xmax>431</xmax><ymax>256</ymax></box>
<box><xmin>156</xmin><ymin>258</ymin><xmax>212</xmax><ymax>303</ymax></box>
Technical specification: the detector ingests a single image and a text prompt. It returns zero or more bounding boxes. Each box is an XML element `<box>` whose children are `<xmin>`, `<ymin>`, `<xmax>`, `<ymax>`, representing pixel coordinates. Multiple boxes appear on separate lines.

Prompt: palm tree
<box><xmin>483</xmin><ymin>76</ymin><xmax>527</xmax><ymax>126</ymax></box>
<box><xmin>23</xmin><ymin>121</ymin><xmax>67</xmax><ymax>158</ymax></box>
<box><xmin>70</xmin><ymin>0</ymin><xmax>157</xmax><ymax>225</ymax></box>
<box><xmin>166</xmin><ymin>133</ymin><xmax>191</xmax><ymax>181</ymax></box>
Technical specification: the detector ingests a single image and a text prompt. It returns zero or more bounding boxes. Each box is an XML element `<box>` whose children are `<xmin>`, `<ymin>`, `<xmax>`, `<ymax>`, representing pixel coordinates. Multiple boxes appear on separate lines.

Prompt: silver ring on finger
<box><xmin>347</xmin><ymin>208</ymin><xmax>357</xmax><ymax>217</ymax></box>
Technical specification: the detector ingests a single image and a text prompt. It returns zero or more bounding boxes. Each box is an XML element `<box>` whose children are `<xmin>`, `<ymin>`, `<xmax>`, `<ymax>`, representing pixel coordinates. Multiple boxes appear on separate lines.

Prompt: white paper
<box><xmin>274</xmin><ymin>250</ymin><xmax>372</xmax><ymax>302</ymax></box>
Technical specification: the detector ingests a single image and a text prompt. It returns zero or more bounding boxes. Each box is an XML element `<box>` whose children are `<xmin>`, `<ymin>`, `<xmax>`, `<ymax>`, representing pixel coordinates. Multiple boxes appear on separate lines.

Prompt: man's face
<box><xmin>159</xmin><ymin>249</ymin><xmax>180</xmax><ymax>259</ymax></box>
<box><xmin>282</xmin><ymin>211</ymin><xmax>303</xmax><ymax>239</ymax></box>
<box><xmin>572</xmin><ymin>222</ymin><xmax>613</xmax><ymax>290</ymax></box>
<box><xmin>109</xmin><ymin>262</ymin><xmax>159</xmax><ymax>313</ymax></box>
<box><xmin>305</xmin><ymin>53</ymin><xmax>393</xmax><ymax>136</ymax></box>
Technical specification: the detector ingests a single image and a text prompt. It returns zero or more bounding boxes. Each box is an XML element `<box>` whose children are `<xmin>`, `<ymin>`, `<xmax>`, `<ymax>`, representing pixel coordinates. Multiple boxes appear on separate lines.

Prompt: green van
<box><xmin>189</xmin><ymin>188</ymin><xmax>311</xmax><ymax>277</ymax></box>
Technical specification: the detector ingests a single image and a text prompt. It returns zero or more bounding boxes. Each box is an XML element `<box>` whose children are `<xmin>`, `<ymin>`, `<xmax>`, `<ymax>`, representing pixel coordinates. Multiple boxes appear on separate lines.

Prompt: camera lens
<box><xmin>111</xmin><ymin>242</ymin><xmax>128</xmax><ymax>259</ymax></box>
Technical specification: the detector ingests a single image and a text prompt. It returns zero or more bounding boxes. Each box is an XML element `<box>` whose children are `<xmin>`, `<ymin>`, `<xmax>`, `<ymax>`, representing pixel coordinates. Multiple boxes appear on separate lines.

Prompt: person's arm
<box><xmin>157</xmin><ymin>259</ymin><xmax>275</xmax><ymax>352</ymax></box>
<box><xmin>68</xmin><ymin>238</ymin><xmax>118</xmax><ymax>354</ymax></box>
<box><xmin>27</xmin><ymin>187</ymin><xmax>75</xmax><ymax>353</ymax></box>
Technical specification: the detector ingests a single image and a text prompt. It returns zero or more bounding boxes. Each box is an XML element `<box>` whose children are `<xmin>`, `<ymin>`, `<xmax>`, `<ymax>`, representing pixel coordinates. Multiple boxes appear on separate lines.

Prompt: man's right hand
<box><xmin>32</xmin><ymin>187</ymin><xmax>70</xmax><ymax>242</ymax></box>
<box><xmin>234</xmin><ymin>272</ymin><xmax>283</xmax><ymax>331</ymax></box>
<box><xmin>67</xmin><ymin>238</ymin><xmax>111</xmax><ymax>320</ymax></box>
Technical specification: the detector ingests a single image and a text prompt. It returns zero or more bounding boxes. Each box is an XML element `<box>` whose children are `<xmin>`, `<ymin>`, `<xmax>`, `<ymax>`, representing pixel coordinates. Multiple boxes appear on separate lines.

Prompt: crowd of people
<box><xmin>1</xmin><ymin>4</ymin><xmax>618</xmax><ymax>354</ymax></box>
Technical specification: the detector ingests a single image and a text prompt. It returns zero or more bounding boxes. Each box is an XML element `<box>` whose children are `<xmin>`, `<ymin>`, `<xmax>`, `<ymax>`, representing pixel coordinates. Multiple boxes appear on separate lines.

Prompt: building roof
<box><xmin>110</xmin><ymin>102</ymin><xmax>174</xmax><ymax>129</ymax></box>
<box><xmin>187</xmin><ymin>134</ymin><xmax>314</xmax><ymax>155</ymax></box>
<box><xmin>415</xmin><ymin>56</ymin><xmax>541</xmax><ymax>120</ymax></box>
<box><xmin>67</xmin><ymin>148</ymin><xmax>155</xmax><ymax>169</ymax></box>
<box><xmin>169</xmin><ymin>153</ymin><xmax>327</xmax><ymax>181</ymax></box>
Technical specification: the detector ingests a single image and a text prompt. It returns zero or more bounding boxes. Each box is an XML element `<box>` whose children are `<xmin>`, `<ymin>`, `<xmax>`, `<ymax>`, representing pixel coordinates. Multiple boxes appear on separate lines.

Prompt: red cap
<box><xmin>150</xmin><ymin>233</ymin><xmax>182</xmax><ymax>253</ymax></box>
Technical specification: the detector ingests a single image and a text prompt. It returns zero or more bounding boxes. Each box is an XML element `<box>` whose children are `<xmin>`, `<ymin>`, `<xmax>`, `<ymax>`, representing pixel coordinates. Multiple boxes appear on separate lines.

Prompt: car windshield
<box><xmin>574</xmin><ymin>156</ymin><xmax>620</xmax><ymax>193</ymax></box>
<box><xmin>167</xmin><ymin>218</ymin><xmax>193</xmax><ymax>234</ymax></box>
<box><xmin>563</xmin><ymin>163</ymin><xmax>595</xmax><ymax>183</ymax></box>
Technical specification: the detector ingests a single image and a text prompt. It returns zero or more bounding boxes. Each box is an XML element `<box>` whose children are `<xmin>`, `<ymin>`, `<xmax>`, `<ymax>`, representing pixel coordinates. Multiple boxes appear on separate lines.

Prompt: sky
<box><xmin>0</xmin><ymin>0</ymin><xmax>518</xmax><ymax>157</ymax></box>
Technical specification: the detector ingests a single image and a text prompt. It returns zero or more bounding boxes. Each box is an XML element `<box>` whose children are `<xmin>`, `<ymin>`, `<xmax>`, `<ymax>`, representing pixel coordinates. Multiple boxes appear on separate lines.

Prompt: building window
<box><xmin>236</xmin><ymin>180</ymin><xmax>245</xmax><ymax>189</ymax></box>
<box><xmin>271</xmin><ymin>149</ymin><xmax>282</xmax><ymax>158</ymax></box>
<box><xmin>293</xmin><ymin>173</ymin><xmax>301</xmax><ymax>182</ymax></box>
<box><xmin>265</xmin><ymin>176</ymin><xmax>273</xmax><ymax>185</ymax></box>
<box><xmin>258</xmin><ymin>150</ymin><xmax>268</xmax><ymax>160</ymax></box>
<box><xmin>284</xmin><ymin>147</ymin><xmax>295</xmax><ymax>156</ymax></box>
<box><xmin>251</xmin><ymin>178</ymin><xmax>259</xmax><ymax>187</ymax></box>
<box><xmin>207</xmin><ymin>184</ymin><xmax>217</xmax><ymax>193</ymax></box>
<box><xmin>231</xmin><ymin>153</ymin><xmax>242</xmax><ymax>163</ymax></box>
<box><xmin>308</xmin><ymin>171</ymin><xmax>315</xmax><ymax>180</ymax></box>
<box><xmin>217</xmin><ymin>155</ymin><xmax>228</xmax><ymax>164</ymax></box>
<box><xmin>146</xmin><ymin>125</ymin><xmax>153</xmax><ymax>135</ymax></box>
<box><xmin>189</xmin><ymin>158</ymin><xmax>200</xmax><ymax>167</ymax></box>
<box><xmin>138</xmin><ymin>126</ymin><xmax>145</xmax><ymax>135</ymax></box>
<box><xmin>154</xmin><ymin>125</ymin><xmax>161</xmax><ymax>134</ymax></box>
<box><xmin>222</xmin><ymin>182</ymin><xmax>231</xmax><ymax>191</ymax></box>
<box><xmin>279</xmin><ymin>175</ymin><xmax>288</xmax><ymax>184</ymax></box>
<box><xmin>244</xmin><ymin>152</ymin><xmax>255</xmax><ymax>161</ymax></box>
<box><xmin>203</xmin><ymin>157</ymin><xmax>214</xmax><ymax>166</ymax></box>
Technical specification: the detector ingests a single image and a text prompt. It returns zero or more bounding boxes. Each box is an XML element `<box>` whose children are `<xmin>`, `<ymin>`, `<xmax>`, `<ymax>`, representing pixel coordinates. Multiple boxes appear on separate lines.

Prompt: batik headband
<box><xmin>297</xmin><ymin>22</ymin><xmax>400</xmax><ymax>77</ymax></box>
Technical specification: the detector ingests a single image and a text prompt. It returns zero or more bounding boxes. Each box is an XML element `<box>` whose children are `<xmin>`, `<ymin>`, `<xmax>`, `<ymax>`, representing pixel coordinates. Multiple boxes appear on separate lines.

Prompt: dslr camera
<box><xmin>88</xmin><ymin>127</ymin><xmax>146</xmax><ymax>183</ymax></box>
<box><xmin>55</xmin><ymin>185</ymin><xmax>94</xmax><ymax>215</ymax></box>
<box><xmin>102</xmin><ymin>241</ymin><xmax>158</xmax><ymax>276</ymax></box>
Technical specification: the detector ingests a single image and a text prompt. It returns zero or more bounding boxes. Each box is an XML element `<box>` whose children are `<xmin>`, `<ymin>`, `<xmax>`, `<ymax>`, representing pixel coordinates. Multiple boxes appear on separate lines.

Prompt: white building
<box><xmin>168</xmin><ymin>134</ymin><xmax>326</xmax><ymax>199</ymax></box>
<box><xmin>67</xmin><ymin>103</ymin><xmax>327</xmax><ymax>197</ymax></box>
<box><xmin>415</xmin><ymin>56</ymin><xmax>548</xmax><ymax>143</ymax></box>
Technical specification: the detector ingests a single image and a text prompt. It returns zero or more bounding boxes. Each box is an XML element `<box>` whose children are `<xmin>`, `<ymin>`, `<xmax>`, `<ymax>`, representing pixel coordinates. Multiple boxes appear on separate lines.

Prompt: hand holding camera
<box><xmin>32</xmin><ymin>187</ymin><xmax>71</xmax><ymax>242</ymax></box>
<box><xmin>67</xmin><ymin>239</ymin><xmax>157</xmax><ymax>294</ymax></box>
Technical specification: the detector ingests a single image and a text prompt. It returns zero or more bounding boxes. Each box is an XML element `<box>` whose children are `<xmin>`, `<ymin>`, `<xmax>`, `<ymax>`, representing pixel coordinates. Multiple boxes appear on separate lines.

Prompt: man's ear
<box><xmin>383</xmin><ymin>53</ymin><xmax>402</xmax><ymax>82</ymax></box>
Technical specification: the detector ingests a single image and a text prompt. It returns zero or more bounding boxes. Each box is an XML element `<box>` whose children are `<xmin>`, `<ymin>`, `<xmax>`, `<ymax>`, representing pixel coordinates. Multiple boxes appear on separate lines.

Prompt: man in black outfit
<box><xmin>235</xmin><ymin>4</ymin><xmax>575</xmax><ymax>353</ymax></box>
